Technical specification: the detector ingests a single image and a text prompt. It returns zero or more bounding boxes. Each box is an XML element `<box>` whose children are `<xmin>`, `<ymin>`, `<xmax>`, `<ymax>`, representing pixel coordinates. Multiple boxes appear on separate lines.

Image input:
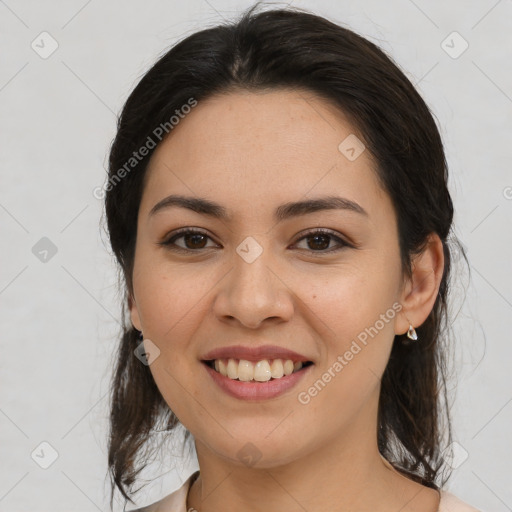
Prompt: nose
<box><xmin>212</xmin><ymin>245</ymin><xmax>295</xmax><ymax>329</ymax></box>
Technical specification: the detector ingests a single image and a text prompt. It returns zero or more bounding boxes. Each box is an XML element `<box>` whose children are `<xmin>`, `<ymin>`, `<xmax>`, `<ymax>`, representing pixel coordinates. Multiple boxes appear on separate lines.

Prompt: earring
<box><xmin>406</xmin><ymin>324</ymin><xmax>418</xmax><ymax>341</ymax></box>
<box><xmin>138</xmin><ymin>330</ymin><xmax>143</xmax><ymax>341</ymax></box>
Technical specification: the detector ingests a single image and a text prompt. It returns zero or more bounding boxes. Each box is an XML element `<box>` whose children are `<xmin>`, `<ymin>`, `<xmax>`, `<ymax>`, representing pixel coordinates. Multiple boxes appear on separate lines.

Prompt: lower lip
<box><xmin>203</xmin><ymin>362</ymin><xmax>313</xmax><ymax>401</ymax></box>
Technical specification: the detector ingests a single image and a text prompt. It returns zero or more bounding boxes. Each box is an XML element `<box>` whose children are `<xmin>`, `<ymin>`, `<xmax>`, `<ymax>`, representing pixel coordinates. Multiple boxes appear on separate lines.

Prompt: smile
<box><xmin>204</xmin><ymin>358</ymin><xmax>313</xmax><ymax>382</ymax></box>
<box><xmin>202</xmin><ymin>358</ymin><xmax>314</xmax><ymax>400</ymax></box>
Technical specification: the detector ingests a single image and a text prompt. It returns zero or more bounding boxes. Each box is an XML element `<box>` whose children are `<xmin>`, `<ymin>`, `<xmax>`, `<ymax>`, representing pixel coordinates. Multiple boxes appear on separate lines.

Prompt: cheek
<box><xmin>296</xmin><ymin>286</ymin><xmax>396</xmax><ymax>431</ymax></box>
<box><xmin>302</xmin><ymin>261</ymin><xmax>396</xmax><ymax>340</ymax></box>
<box><xmin>300</xmin><ymin>262</ymin><xmax>397</xmax><ymax>387</ymax></box>
<box><xmin>132</xmin><ymin>261</ymin><xmax>215</xmax><ymax>411</ymax></box>
<box><xmin>134</xmin><ymin>263</ymin><xmax>213</xmax><ymax>341</ymax></box>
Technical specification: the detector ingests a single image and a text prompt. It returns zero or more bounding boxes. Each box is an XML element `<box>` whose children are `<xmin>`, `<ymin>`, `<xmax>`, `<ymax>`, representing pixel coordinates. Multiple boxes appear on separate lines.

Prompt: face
<box><xmin>130</xmin><ymin>89</ymin><xmax>407</xmax><ymax>468</ymax></box>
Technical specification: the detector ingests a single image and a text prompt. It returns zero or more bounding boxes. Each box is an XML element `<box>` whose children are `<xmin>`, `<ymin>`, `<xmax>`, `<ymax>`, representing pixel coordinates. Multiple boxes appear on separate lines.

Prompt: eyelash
<box><xmin>159</xmin><ymin>228</ymin><xmax>351</xmax><ymax>255</ymax></box>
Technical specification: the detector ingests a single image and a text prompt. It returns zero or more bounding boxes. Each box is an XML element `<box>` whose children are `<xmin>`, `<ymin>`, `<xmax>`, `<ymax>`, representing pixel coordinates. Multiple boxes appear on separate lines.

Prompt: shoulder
<box><xmin>128</xmin><ymin>474</ymin><xmax>482</xmax><ymax>512</ymax></box>
<box><xmin>128</xmin><ymin>471</ymin><xmax>199</xmax><ymax>512</ymax></box>
<box><xmin>439</xmin><ymin>490</ymin><xmax>482</xmax><ymax>512</ymax></box>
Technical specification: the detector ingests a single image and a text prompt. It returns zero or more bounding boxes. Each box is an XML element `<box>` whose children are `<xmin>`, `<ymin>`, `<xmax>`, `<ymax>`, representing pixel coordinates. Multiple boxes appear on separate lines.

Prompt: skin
<box><xmin>129</xmin><ymin>89</ymin><xmax>445</xmax><ymax>512</ymax></box>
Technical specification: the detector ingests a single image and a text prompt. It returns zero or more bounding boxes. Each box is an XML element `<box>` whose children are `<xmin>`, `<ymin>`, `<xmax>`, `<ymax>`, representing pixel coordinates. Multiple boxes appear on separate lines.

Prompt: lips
<box><xmin>203</xmin><ymin>359</ymin><xmax>313</xmax><ymax>400</ymax></box>
<box><xmin>201</xmin><ymin>344</ymin><xmax>312</xmax><ymax>363</ymax></box>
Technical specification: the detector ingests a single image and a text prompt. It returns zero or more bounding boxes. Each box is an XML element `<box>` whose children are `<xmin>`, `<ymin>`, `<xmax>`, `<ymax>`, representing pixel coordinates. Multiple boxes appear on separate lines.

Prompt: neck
<box><xmin>186</xmin><ymin>406</ymin><xmax>439</xmax><ymax>512</ymax></box>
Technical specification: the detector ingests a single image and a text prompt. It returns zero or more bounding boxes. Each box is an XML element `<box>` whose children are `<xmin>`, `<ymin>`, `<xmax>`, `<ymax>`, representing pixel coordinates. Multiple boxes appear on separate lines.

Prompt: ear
<box><xmin>128</xmin><ymin>292</ymin><xmax>142</xmax><ymax>332</ymax></box>
<box><xmin>395</xmin><ymin>233</ymin><xmax>445</xmax><ymax>336</ymax></box>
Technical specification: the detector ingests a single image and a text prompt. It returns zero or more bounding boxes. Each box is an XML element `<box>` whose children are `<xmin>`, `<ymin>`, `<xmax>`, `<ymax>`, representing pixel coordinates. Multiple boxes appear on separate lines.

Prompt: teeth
<box><xmin>238</xmin><ymin>360</ymin><xmax>254</xmax><ymax>382</ymax></box>
<box><xmin>254</xmin><ymin>360</ymin><xmax>272</xmax><ymax>382</ymax></box>
<box><xmin>284</xmin><ymin>360</ymin><xmax>294</xmax><ymax>376</ymax></box>
<box><xmin>270</xmin><ymin>359</ymin><xmax>284</xmax><ymax>378</ymax></box>
<box><xmin>210</xmin><ymin>358</ymin><xmax>305</xmax><ymax>382</ymax></box>
<box><xmin>227</xmin><ymin>358</ymin><xmax>238</xmax><ymax>379</ymax></box>
<box><xmin>218</xmin><ymin>359</ymin><xmax>228</xmax><ymax>377</ymax></box>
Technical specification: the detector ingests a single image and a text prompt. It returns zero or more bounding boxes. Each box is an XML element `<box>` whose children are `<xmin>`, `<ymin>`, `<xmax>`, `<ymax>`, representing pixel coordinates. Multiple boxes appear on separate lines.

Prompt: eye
<box><xmin>159</xmin><ymin>228</ymin><xmax>220</xmax><ymax>252</ymax></box>
<box><xmin>292</xmin><ymin>229</ymin><xmax>350</xmax><ymax>253</ymax></box>
<box><xmin>159</xmin><ymin>228</ymin><xmax>351</xmax><ymax>254</ymax></box>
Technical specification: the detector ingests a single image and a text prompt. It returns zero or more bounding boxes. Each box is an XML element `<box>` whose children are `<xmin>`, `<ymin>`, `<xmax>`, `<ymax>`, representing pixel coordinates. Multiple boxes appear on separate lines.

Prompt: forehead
<box><xmin>141</xmin><ymin>89</ymin><xmax>389</xmax><ymax>222</ymax></box>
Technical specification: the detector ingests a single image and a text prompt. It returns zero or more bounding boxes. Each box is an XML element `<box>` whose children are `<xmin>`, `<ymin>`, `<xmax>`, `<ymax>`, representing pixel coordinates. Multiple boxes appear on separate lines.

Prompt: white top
<box><xmin>130</xmin><ymin>470</ymin><xmax>482</xmax><ymax>511</ymax></box>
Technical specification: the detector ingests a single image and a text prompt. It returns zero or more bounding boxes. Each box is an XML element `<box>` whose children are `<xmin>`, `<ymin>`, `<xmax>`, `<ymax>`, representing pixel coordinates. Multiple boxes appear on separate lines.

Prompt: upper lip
<box><xmin>201</xmin><ymin>345</ymin><xmax>312</xmax><ymax>363</ymax></box>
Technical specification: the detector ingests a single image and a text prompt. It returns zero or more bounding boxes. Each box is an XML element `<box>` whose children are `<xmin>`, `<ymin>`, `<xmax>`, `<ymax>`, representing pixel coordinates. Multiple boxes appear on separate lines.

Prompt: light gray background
<box><xmin>1</xmin><ymin>0</ymin><xmax>511</xmax><ymax>510</ymax></box>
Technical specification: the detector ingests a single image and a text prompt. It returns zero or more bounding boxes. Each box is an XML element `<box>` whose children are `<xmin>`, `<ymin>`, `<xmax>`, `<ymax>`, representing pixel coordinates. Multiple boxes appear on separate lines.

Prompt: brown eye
<box><xmin>293</xmin><ymin>229</ymin><xmax>349</xmax><ymax>253</ymax></box>
<box><xmin>160</xmin><ymin>229</ymin><xmax>218</xmax><ymax>252</ymax></box>
<box><xmin>306</xmin><ymin>233</ymin><xmax>331</xmax><ymax>251</ymax></box>
<box><xmin>182</xmin><ymin>232</ymin><xmax>208</xmax><ymax>249</ymax></box>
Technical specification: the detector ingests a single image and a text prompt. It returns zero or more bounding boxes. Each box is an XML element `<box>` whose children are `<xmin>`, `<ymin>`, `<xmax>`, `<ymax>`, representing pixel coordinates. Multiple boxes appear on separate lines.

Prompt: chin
<box><xmin>197</xmin><ymin>429</ymin><xmax>309</xmax><ymax>470</ymax></box>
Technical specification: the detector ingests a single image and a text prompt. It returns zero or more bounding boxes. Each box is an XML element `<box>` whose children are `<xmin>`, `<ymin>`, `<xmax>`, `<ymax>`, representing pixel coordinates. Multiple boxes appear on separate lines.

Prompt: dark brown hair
<box><xmin>103</xmin><ymin>3</ymin><xmax>466</xmax><ymax>508</ymax></box>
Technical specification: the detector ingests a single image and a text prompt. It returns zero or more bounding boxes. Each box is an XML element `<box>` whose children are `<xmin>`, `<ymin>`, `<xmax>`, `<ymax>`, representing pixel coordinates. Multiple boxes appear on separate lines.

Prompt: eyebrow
<box><xmin>148</xmin><ymin>194</ymin><xmax>368</xmax><ymax>222</ymax></box>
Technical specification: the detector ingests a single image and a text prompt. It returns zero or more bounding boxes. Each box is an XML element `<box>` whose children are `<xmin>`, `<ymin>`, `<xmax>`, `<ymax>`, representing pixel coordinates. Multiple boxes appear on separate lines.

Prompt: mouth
<box><xmin>202</xmin><ymin>358</ymin><xmax>314</xmax><ymax>382</ymax></box>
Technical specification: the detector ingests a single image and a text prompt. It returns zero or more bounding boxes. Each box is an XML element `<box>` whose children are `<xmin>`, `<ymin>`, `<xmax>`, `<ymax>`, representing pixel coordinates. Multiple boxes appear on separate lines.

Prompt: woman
<box><xmin>104</xmin><ymin>4</ymin><xmax>480</xmax><ymax>511</ymax></box>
